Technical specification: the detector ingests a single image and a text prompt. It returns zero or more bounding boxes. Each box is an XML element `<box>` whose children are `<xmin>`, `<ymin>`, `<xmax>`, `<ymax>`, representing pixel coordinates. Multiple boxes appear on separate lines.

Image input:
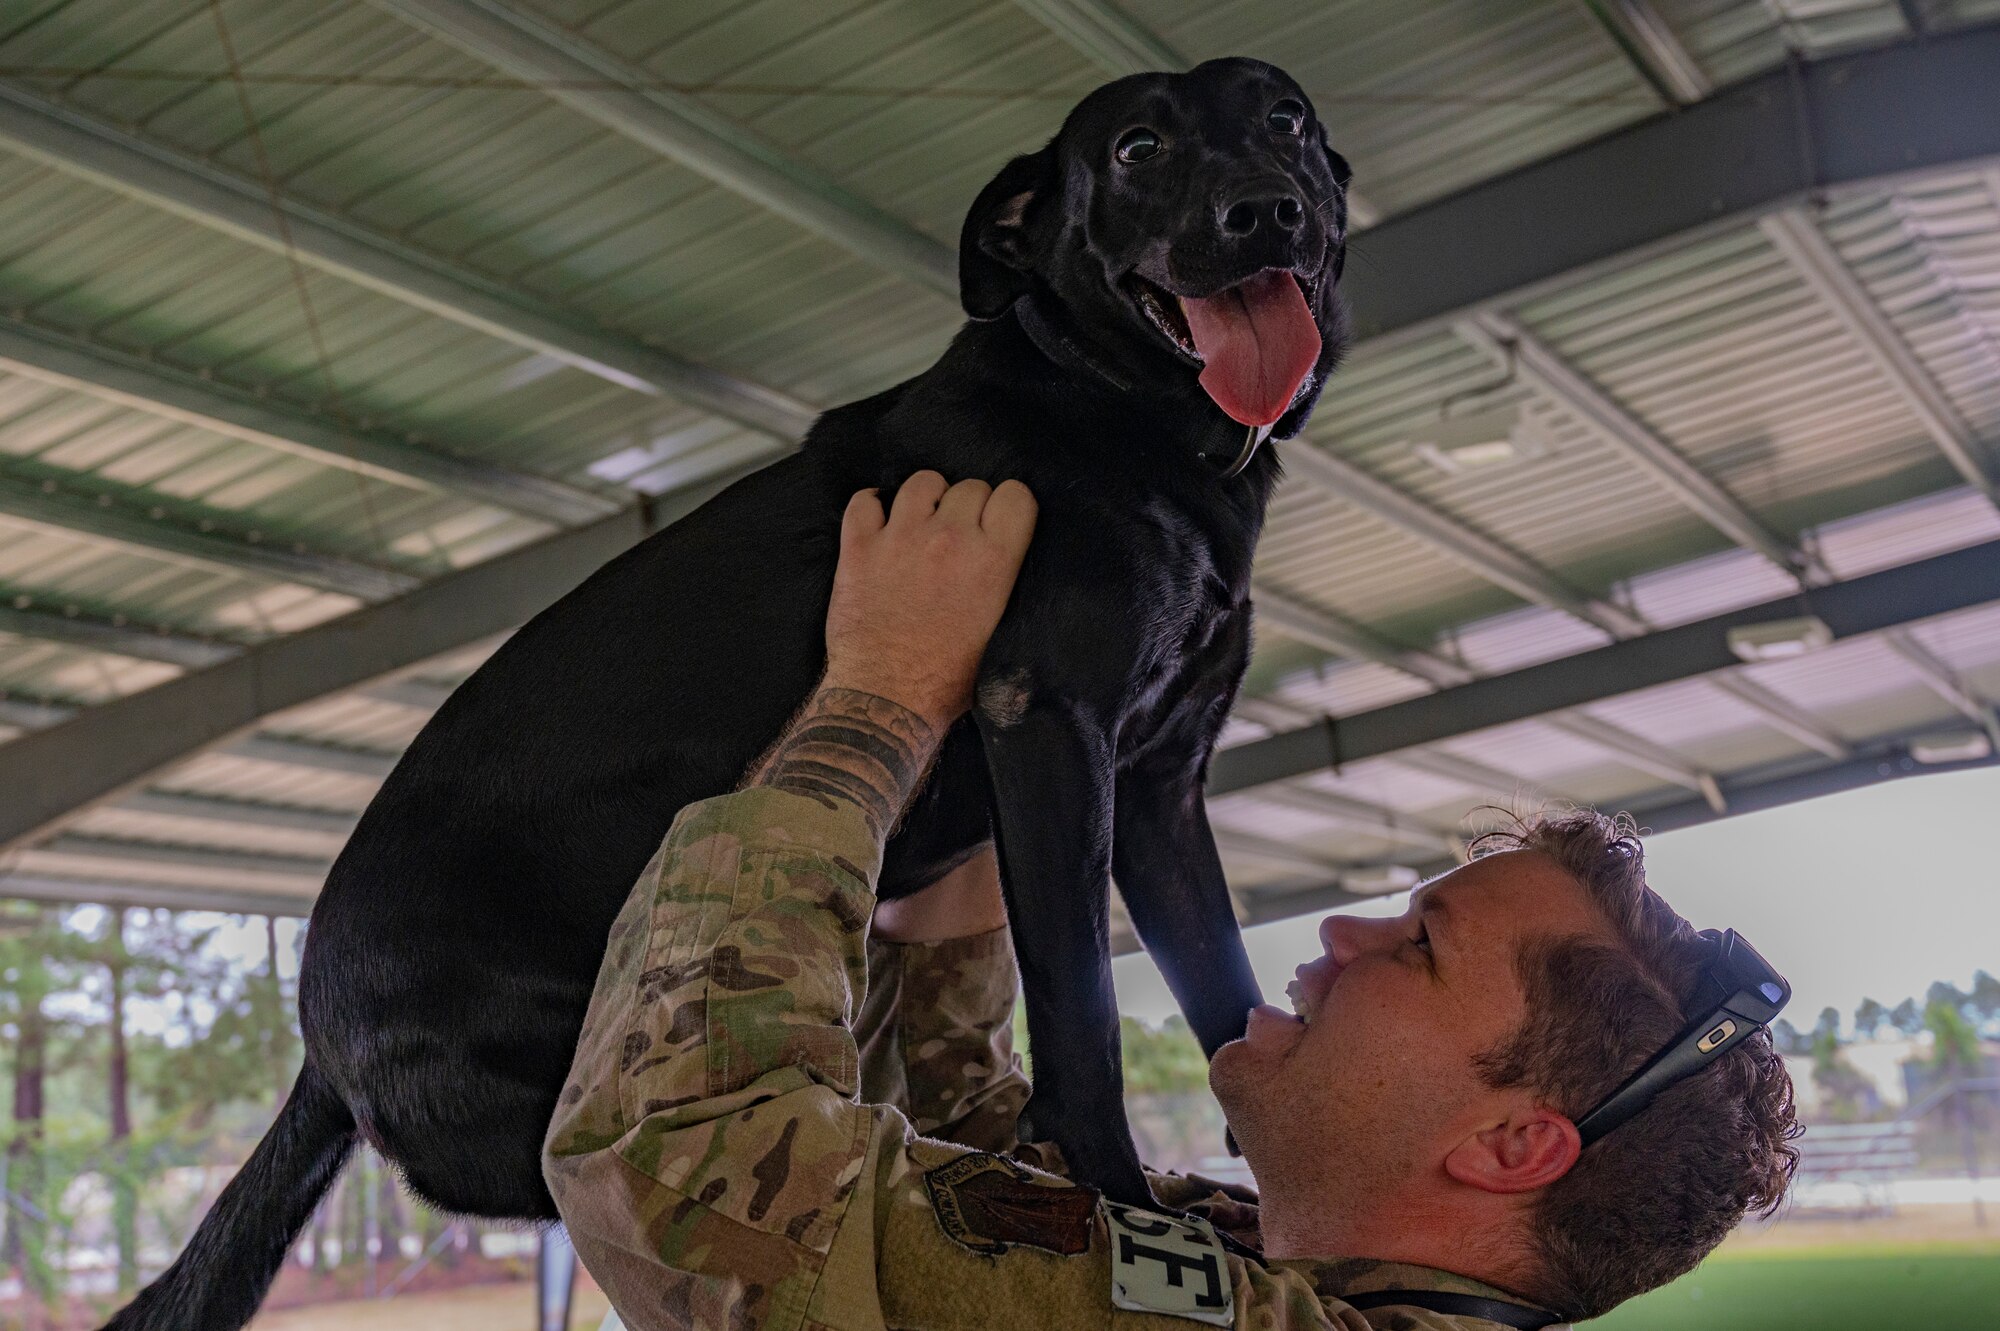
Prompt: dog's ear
<box><xmin>1319</xmin><ymin>126</ymin><xmax>1354</xmax><ymax>285</ymax></box>
<box><xmin>960</xmin><ymin>143</ymin><xmax>1059</xmax><ymax>320</ymax></box>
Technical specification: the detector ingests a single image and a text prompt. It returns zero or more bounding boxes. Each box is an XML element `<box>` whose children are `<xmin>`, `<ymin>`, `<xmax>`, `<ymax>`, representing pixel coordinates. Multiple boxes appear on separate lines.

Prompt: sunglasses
<box><xmin>1574</xmin><ymin>928</ymin><xmax>1791</xmax><ymax>1147</ymax></box>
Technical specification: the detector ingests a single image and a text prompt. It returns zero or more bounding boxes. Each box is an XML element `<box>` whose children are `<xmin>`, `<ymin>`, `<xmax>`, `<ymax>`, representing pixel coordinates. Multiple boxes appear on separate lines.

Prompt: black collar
<box><xmin>1013</xmin><ymin>294</ymin><xmax>1270</xmax><ymax>480</ymax></box>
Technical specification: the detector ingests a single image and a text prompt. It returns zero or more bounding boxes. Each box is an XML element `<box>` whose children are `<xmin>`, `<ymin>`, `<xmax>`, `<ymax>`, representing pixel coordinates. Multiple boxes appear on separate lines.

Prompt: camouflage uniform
<box><xmin>544</xmin><ymin>788</ymin><xmax>1564</xmax><ymax>1330</ymax></box>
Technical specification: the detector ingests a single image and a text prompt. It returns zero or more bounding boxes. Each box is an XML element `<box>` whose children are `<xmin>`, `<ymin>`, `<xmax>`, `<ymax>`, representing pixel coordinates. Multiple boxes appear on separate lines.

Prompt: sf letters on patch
<box><xmin>1105</xmin><ymin>1202</ymin><xmax>1234</xmax><ymax>1326</ymax></box>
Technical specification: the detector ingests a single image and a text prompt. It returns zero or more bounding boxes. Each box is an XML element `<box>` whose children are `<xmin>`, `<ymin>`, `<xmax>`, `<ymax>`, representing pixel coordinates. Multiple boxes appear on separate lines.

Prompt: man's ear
<box><xmin>959</xmin><ymin>142</ymin><xmax>1059</xmax><ymax>320</ymax></box>
<box><xmin>1443</xmin><ymin>1109</ymin><xmax>1581</xmax><ymax>1196</ymax></box>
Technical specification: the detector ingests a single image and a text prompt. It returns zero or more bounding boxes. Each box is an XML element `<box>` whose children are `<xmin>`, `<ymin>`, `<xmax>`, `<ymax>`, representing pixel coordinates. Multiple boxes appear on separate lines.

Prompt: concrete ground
<box><xmin>248</xmin><ymin>1279</ymin><xmax>612</xmax><ymax>1331</ymax></box>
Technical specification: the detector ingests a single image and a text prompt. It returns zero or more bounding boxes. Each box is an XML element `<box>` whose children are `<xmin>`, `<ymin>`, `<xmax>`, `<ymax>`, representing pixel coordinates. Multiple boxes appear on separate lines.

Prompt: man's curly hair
<box><xmin>1469</xmin><ymin>809</ymin><xmax>1801</xmax><ymax>1322</ymax></box>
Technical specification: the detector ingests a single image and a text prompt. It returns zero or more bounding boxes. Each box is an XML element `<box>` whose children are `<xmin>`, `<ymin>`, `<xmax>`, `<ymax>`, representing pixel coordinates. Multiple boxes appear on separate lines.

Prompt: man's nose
<box><xmin>1220</xmin><ymin>190</ymin><xmax>1306</xmax><ymax>237</ymax></box>
<box><xmin>1320</xmin><ymin>912</ymin><xmax>1397</xmax><ymax>964</ymax></box>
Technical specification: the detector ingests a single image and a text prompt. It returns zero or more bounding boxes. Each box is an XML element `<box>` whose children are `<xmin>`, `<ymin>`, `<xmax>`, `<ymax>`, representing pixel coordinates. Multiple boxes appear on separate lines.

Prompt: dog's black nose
<box><xmin>1221</xmin><ymin>193</ymin><xmax>1306</xmax><ymax>236</ymax></box>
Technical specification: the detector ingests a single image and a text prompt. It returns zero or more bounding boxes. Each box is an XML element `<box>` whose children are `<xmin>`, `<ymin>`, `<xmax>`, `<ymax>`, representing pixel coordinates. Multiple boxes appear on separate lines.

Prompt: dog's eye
<box><xmin>1267</xmin><ymin>100</ymin><xmax>1305</xmax><ymax>135</ymax></box>
<box><xmin>1115</xmin><ymin>128</ymin><xmax>1162</xmax><ymax>164</ymax></box>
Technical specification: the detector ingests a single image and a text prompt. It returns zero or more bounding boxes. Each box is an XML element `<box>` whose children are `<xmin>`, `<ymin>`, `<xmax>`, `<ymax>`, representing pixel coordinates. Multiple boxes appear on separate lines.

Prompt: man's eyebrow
<box><xmin>1417</xmin><ymin>891</ymin><xmax>1456</xmax><ymax>961</ymax></box>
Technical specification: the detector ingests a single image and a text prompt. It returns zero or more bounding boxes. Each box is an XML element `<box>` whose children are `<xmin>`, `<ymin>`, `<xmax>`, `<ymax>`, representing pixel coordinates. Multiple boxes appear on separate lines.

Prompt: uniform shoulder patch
<box><xmin>923</xmin><ymin>1151</ymin><xmax>1098</xmax><ymax>1257</ymax></box>
<box><xmin>1105</xmin><ymin>1202</ymin><xmax>1236</xmax><ymax>1327</ymax></box>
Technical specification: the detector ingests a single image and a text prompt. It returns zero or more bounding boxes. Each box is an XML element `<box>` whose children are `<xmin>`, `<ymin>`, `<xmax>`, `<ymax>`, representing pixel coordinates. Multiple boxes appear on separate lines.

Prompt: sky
<box><xmin>1112</xmin><ymin>764</ymin><xmax>2000</xmax><ymax>1032</ymax></box>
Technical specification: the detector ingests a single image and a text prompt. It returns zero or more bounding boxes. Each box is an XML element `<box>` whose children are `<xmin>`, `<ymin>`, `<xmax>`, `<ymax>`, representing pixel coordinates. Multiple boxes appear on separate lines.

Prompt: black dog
<box><xmin>106</xmin><ymin>57</ymin><xmax>1351</xmax><ymax>1331</ymax></box>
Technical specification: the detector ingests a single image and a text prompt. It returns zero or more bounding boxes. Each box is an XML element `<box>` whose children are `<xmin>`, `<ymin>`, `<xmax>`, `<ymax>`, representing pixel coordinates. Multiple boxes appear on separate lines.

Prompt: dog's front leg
<box><xmin>1112</xmin><ymin>765</ymin><xmax>1261</xmax><ymax>1061</ymax></box>
<box><xmin>976</xmin><ymin>699</ymin><xmax>1152</xmax><ymax>1207</ymax></box>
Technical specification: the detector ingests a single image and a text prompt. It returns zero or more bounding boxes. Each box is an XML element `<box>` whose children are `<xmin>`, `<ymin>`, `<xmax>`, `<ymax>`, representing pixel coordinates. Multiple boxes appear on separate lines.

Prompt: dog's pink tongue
<box><xmin>1179</xmin><ymin>271</ymin><xmax>1321</xmax><ymax>427</ymax></box>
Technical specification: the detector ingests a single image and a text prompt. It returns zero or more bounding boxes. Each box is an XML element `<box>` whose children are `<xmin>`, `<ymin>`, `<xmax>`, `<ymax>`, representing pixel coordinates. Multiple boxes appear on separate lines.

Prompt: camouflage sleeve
<box><xmin>542</xmin><ymin>786</ymin><xmax>883</xmax><ymax>1330</ymax></box>
<box><xmin>857</xmin><ymin>927</ymin><xmax>1031</xmax><ymax>1154</ymax></box>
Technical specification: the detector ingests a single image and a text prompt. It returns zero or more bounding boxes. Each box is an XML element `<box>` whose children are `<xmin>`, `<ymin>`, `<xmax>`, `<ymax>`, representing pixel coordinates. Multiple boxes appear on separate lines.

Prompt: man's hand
<box><xmin>752</xmin><ymin>473</ymin><xmax>1036</xmax><ymax>841</ymax></box>
<box><xmin>822</xmin><ymin>471</ymin><xmax>1038</xmax><ymax>732</ymax></box>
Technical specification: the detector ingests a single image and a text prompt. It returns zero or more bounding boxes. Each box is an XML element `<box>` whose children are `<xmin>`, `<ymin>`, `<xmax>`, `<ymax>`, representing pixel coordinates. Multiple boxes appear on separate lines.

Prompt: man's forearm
<box><xmin>750</xmin><ymin>685</ymin><xmax>939</xmax><ymax>840</ymax></box>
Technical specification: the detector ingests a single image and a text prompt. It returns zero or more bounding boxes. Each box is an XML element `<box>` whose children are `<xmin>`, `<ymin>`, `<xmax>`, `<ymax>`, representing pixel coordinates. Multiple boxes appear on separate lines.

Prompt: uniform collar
<box><xmin>1268</xmin><ymin>1255</ymin><xmax>1559</xmax><ymax>1323</ymax></box>
<box><xmin>1146</xmin><ymin>1173</ymin><xmax>1563</xmax><ymax>1325</ymax></box>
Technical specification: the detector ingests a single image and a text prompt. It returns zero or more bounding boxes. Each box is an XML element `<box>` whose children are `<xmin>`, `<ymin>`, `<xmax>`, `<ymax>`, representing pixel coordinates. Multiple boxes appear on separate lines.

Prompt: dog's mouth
<box><xmin>1124</xmin><ymin>268</ymin><xmax>1325</xmax><ymax>428</ymax></box>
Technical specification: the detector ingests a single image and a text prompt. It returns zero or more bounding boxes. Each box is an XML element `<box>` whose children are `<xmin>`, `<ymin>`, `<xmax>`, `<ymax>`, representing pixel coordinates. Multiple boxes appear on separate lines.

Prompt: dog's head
<box><xmin>961</xmin><ymin>57</ymin><xmax>1351</xmax><ymax>439</ymax></box>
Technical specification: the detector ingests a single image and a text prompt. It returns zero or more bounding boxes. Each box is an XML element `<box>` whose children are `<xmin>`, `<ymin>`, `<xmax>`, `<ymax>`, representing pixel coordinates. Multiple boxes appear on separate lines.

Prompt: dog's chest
<box><xmin>1106</xmin><ymin>498</ymin><xmax>1251</xmax><ymax>748</ymax></box>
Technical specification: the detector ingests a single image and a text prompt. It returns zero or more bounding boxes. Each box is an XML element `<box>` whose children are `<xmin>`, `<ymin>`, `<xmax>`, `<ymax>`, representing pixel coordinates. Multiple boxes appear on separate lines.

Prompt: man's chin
<box><xmin>1208</xmin><ymin>1031</ymin><xmax>1276</xmax><ymax>1109</ymax></box>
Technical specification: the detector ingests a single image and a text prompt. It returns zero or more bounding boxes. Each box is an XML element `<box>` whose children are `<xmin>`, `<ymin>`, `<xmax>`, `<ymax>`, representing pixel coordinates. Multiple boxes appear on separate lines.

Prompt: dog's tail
<box><xmin>101</xmin><ymin>1060</ymin><xmax>355</xmax><ymax>1331</ymax></box>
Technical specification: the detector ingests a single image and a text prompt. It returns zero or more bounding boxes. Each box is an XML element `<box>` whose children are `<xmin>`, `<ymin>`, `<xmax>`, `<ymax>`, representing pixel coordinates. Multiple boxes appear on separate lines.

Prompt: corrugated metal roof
<box><xmin>0</xmin><ymin>0</ymin><xmax>1994</xmax><ymax>919</ymax></box>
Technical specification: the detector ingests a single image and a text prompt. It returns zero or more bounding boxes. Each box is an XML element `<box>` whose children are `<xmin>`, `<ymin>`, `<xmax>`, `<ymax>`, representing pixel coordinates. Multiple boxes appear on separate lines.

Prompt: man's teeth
<box><xmin>1285</xmin><ymin>979</ymin><xmax>1311</xmax><ymax>1024</ymax></box>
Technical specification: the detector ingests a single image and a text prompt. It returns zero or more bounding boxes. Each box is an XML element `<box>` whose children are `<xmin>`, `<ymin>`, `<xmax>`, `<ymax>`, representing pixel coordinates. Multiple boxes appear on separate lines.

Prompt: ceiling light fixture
<box><xmin>1410</xmin><ymin>399</ymin><xmax>1554</xmax><ymax>475</ymax></box>
<box><xmin>1725</xmin><ymin>615</ymin><xmax>1833</xmax><ymax>663</ymax></box>
<box><xmin>1909</xmin><ymin>730</ymin><xmax>1994</xmax><ymax>765</ymax></box>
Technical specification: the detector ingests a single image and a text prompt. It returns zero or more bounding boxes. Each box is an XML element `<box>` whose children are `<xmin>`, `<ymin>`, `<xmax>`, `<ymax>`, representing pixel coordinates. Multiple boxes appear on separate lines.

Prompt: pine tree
<box><xmin>106</xmin><ymin>908</ymin><xmax>137</xmax><ymax>1295</ymax></box>
<box><xmin>1890</xmin><ymin>996</ymin><xmax>1925</xmax><ymax>1036</ymax></box>
<box><xmin>0</xmin><ymin>905</ymin><xmax>83</xmax><ymax>1326</ymax></box>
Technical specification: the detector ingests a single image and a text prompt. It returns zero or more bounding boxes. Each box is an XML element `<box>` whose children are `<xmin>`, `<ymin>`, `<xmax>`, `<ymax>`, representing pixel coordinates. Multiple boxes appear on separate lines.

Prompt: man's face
<box><xmin>1209</xmin><ymin>850</ymin><xmax>1614</xmax><ymax>1208</ymax></box>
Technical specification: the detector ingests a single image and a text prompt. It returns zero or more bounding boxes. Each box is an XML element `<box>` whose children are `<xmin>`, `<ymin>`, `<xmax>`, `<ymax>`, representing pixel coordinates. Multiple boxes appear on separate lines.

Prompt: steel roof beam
<box><xmin>0</xmin><ymin>697</ymin><xmax>70</xmax><ymax>730</ymax></box>
<box><xmin>33</xmin><ymin>834</ymin><xmax>331</xmax><ymax>881</ymax></box>
<box><xmin>1232</xmin><ymin>880</ymin><xmax>1378</xmax><ymax>927</ymax></box>
<box><xmin>0</xmin><ymin>318</ymin><xmax>617</xmax><ymax>526</ymax></box>
<box><xmin>0</xmin><ymin>872</ymin><xmax>313</xmax><ymax>917</ymax></box>
<box><xmin>0</xmin><ymin>691</ymin><xmax>401</xmax><ymax>779</ymax></box>
<box><xmin>1880</xmin><ymin>629</ymin><xmax>2000</xmax><ymax>749</ymax></box>
<box><xmin>1010</xmin><ymin>0</ymin><xmax>1186</xmax><ymax>74</ymax></box>
<box><xmin>1343</xmin><ymin>20</ymin><xmax>2000</xmax><ymax>341</ymax></box>
<box><xmin>1543</xmin><ymin>712</ymin><xmax>1724</xmax><ymax>809</ymax></box>
<box><xmin>1759</xmin><ymin>208</ymin><xmax>2000</xmax><ymax>507</ymax></box>
<box><xmin>115</xmin><ymin>790</ymin><xmax>359</xmax><ymax>838</ymax></box>
<box><xmin>0</xmin><ymin>468</ymin><xmax>744</xmax><ymax>853</ymax></box>
<box><xmin>225</xmin><ymin>736</ymin><xmax>399</xmax><ymax>780</ymax></box>
<box><xmin>1632</xmin><ymin>726</ymin><xmax>2000</xmax><ymax>834</ymax></box>
<box><xmin>0</xmin><ymin>82</ymin><xmax>816</xmax><ymax>440</ymax></box>
<box><xmin>1579</xmin><ymin>0</ymin><xmax>1713</xmax><ymax>105</ymax></box>
<box><xmin>0</xmin><ymin>597</ymin><xmax>466</xmax><ymax>697</ymax></box>
<box><xmin>1209</xmin><ymin>535</ymin><xmax>2000</xmax><ymax>797</ymax></box>
<box><xmin>1450</xmin><ymin>315</ymin><xmax>1861</xmax><ymax>758</ymax></box>
<box><xmin>1457</xmin><ymin>313</ymin><xmax>1816</xmax><ymax>578</ymax></box>
<box><xmin>359</xmin><ymin>677</ymin><xmax>458</xmax><ymax>712</ymax></box>
<box><xmin>1253</xmin><ymin>578</ymin><xmax>1726</xmax><ymax>793</ymax></box>
<box><xmin>1252</xmin><ymin>586</ymin><xmax>1471</xmax><ymax>685</ymax></box>
<box><xmin>0</xmin><ymin>469</ymin><xmax>417</xmax><ymax>600</ymax></box>
<box><xmin>1391</xmin><ymin>747</ymin><xmax>1577</xmax><ymax>805</ymax></box>
<box><xmin>1279</xmin><ymin>439</ymin><xmax>1642</xmax><ymax>634</ymax></box>
<box><xmin>1707</xmin><ymin>673</ymin><xmax>1851</xmax><ymax>760</ymax></box>
<box><xmin>1210</xmin><ymin>827</ymin><xmax>1349</xmax><ymax>878</ymax></box>
<box><xmin>1226</xmin><ymin>695</ymin><xmax>1316</xmax><ymax>732</ymax></box>
<box><xmin>1230</xmin><ymin>681</ymin><xmax>1569</xmax><ymax>808</ymax></box>
<box><xmin>0</xmin><ymin>599</ymin><xmax>239</xmax><ymax>669</ymax></box>
<box><xmin>374</xmin><ymin>0</ymin><xmax>958</xmax><ymax>296</ymax></box>
<box><xmin>1251</xmin><ymin>785</ymin><xmax>1458</xmax><ymax>854</ymax></box>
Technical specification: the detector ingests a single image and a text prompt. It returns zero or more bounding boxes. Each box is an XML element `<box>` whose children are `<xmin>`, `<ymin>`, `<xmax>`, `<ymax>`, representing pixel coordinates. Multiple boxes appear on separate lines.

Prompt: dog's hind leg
<box><xmin>977</xmin><ymin>700</ymin><xmax>1153</xmax><ymax>1208</ymax></box>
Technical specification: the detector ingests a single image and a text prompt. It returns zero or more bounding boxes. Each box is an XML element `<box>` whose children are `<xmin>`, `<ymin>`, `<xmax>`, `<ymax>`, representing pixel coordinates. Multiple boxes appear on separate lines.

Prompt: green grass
<box><xmin>1586</xmin><ymin>1242</ymin><xmax>2000</xmax><ymax>1330</ymax></box>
